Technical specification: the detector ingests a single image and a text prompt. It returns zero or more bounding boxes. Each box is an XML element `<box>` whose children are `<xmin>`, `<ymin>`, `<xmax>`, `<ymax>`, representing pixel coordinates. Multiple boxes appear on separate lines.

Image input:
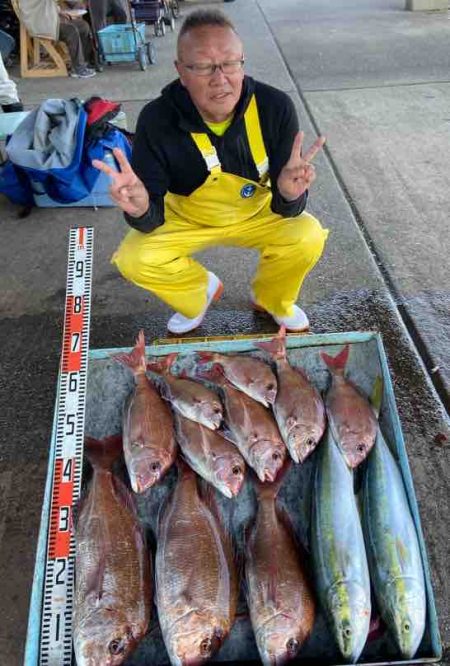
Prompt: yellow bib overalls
<box><xmin>112</xmin><ymin>95</ymin><xmax>329</xmax><ymax>319</ymax></box>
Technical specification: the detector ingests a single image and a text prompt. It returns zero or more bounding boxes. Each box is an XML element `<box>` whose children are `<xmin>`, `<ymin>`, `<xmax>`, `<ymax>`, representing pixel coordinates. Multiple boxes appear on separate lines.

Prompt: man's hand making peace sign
<box><xmin>92</xmin><ymin>148</ymin><xmax>150</xmax><ymax>218</ymax></box>
<box><xmin>277</xmin><ymin>131</ymin><xmax>326</xmax><ymax>202</ymax></box>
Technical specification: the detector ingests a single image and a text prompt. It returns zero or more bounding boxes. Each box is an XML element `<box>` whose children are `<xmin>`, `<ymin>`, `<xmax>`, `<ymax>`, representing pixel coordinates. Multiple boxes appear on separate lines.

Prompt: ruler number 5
<box><xmin>65</xmin><ymin>414</ymin><xmax>76</xmax><ymax>436</ymax></box>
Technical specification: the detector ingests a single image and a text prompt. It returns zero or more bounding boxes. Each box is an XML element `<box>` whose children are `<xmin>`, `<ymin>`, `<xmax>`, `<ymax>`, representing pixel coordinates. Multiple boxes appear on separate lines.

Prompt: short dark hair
<box><xmin>178</xmin><ymin>9</ymin><xmax>239</xmax><ymax>45</ymax></box>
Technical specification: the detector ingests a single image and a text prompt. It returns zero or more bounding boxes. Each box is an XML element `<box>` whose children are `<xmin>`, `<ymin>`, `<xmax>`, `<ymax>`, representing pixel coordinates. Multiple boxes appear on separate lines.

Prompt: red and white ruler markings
<box><xmin>40</xmin><ymin>227</ymin><xmax>94</xmax><ymax>665</ymax></box>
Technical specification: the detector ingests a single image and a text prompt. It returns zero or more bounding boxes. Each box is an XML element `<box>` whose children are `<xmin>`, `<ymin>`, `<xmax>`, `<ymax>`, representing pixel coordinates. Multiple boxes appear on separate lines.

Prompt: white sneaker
<box><xmin>273</xmin><ymin>305</ymin><xmax>309</xmax><ymax>331</ymax></box>
<box><xmin>167</xmin><ymin>271</ymin><xmax>224</xmax><ymax>334</ymax></box>
<box><xmin>250</xmin><ymin>290</ymin><xmax>309</xmax><ymax>332</ymax></box>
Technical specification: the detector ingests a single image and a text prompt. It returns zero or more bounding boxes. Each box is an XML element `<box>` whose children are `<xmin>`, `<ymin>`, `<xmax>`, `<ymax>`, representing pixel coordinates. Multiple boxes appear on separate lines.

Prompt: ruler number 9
<box><xmin>75</xmin><ymin>260</ymin><xmax>84</xmax><ymax>278</ymax></box>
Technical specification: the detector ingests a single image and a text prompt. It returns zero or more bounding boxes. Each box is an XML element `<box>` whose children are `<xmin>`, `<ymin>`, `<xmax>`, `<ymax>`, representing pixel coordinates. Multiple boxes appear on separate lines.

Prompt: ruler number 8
<box><xmin>73</xmin><ymin>296</ymin><xmax>82</xmax><ymax>314</ymax></box>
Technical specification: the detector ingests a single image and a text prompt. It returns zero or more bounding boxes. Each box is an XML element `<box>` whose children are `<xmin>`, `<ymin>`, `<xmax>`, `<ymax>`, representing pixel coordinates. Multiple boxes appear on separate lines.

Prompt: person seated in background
<box><xmin>57</xmin><ymin>0</ymin><xmax>96</xmax><ymax>78</ymax></box>
<box><xmin>89</xmin><ymin>0</ymin><xmax>129</xmax><ymax>34</ymax></box>
<box><xmin>0</xmin><ymin>50</ymin><xmax>23</xmax><ymax>112</ymax></box>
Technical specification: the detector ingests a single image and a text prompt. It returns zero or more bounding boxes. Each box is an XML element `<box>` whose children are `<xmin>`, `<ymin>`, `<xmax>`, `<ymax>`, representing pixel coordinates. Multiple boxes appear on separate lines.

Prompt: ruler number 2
<box><xmin>55</xmin><ymin>558</ymin><xmax>67</xmax><ymax>585</ymax></box>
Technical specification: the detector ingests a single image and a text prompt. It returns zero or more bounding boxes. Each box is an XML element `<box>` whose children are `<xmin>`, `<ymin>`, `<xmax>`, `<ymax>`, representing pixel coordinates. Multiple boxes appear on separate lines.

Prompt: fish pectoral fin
<box><xmin>179</xmin><ymin>589</ymin><xmax>194</xmax><ymax>606</ymax></box>
<box><xmin>85</xmin><ymin>553</ymin><xmax>107</xmax><ymax>604</ymax></box>
<box><xmin>112</xmin><ymin>475</ymin><xmax>138</xmax><ymax>518</ymax></box>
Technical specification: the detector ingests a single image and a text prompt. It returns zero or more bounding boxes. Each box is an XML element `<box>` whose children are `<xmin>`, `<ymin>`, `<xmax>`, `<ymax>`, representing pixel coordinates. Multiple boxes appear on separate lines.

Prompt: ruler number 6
<box><xmin>68</xmin><ymin>373</ymin><xmax>78</xmax><ymax>392</ymax></box>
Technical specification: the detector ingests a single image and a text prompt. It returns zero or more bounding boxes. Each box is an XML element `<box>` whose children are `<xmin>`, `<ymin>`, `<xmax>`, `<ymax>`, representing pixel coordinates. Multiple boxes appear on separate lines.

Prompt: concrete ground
<box><xmin>0</xmin><ymin>0</ymin><xmax>449</xmax><ymax>663</ymax></box>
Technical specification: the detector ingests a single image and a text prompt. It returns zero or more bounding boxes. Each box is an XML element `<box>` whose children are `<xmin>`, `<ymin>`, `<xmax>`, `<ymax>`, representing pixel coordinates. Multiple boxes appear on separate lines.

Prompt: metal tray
<box><xmin>24</xmin><ymin>330</ymin><xmax>442</xmax><ymax>665</ymax></box>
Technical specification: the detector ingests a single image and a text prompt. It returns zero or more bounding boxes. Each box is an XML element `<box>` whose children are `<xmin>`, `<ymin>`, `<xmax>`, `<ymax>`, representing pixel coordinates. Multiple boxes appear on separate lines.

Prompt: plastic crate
<box><xmin>24</xmin><ymin>330</ymin><xmax>442</xmax><ymax>666</ymax></box>
<box><xmin>97</xmin><ymin>22</ymin><xmax>145</xmax><ymax>62</ymax></box>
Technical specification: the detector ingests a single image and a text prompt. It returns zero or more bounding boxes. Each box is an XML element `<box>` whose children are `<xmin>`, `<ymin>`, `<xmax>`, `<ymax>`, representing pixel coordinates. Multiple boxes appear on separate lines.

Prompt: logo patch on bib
<box><xmin>240</xmin><ymin>183</ymin><xmax>256</xmax><ymax>199</ymax></box>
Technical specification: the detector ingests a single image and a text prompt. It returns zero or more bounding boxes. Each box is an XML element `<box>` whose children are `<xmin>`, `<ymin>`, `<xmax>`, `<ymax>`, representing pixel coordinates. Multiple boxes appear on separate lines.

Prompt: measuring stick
<box><xmin>39</xmin><ymin>227</ymin><xmax>94</xmax><ymax>665</ymax></box>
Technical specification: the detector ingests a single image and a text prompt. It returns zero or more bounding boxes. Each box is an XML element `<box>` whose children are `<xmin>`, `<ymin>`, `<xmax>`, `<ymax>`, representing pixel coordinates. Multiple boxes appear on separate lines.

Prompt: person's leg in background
<box><xmin>58</xmin><ymin>17</ymin><xmax>96</xmax><ymax>78</ymax></box>
<box><xmin>0</xmin><ymin>51</ymin><xmax>23</xmax><ymax>112</ymax></box>
<box><xmin>89</xmin><ymin>0</ymin><xmax>108</xmax><ymax>33</ymax></box>
<box><xmin>108</xmin><ymin>0</ymin><xmax>129</xmax><ymax>23</ymax></box>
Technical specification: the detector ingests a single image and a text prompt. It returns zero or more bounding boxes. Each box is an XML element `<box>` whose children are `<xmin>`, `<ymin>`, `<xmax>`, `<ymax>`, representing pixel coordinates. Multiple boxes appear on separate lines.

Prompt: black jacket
<box><xmin>126</xmin><ymin>76</ymin><xmax>307</xmax><ymax>232</ymax></box>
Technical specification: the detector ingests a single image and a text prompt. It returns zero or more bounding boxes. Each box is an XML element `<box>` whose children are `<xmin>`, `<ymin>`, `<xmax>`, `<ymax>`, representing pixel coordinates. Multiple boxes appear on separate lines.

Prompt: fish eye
<box><xmin>109</xmin><ymin>638</ymin><xmax>125</xmax><ymax>655</ymax></box>
<box><xmin>267</xmin><ymin>383</ymin><xmax>275</xmax><ymax>391</ymax></box>
<box><xmin>344</xmin><ymin>627</ymin><xmax>352</xmax><ymax>638</ymax></box>
<box><xmin>357</xmin><ymin>443</ymin><xmax>365</xmax><ymax>452</ymax></box>
<box><xmin>232</xmin><ymin>465</ymin><xmax>242</xmax><ymax>476</ymax></box>
<box><xmin>306</xmin><ymin>437</ymin><xmax>315</xmax><ymax>447</ymax></box>
<box><xmin>286</xmin><ymin>637</ymin><xmax>299</xmax><ymax>653</ymax></box>
<box><xmin>272</xmin><ymin>451</ymin><xmax>281</xmax><ymax>461</ymax></box>
<box><xmin>404</xmin><ymin>622</ymin><xmax>410</xmax><ymax>632</ymax></box>
<box><xmin>213</xmin><ymin>407</ymin><xmax>222</xmax><ymax>414</ymax></box>
<box><xmin>151</xmin><ymin>461</ymin><xmax>161</xmax><ymax>472</ymax></box>
<box><xmin>200</xmin><ymin>637</ymin><xmax>213</xmax><ymax>656</ymax></box>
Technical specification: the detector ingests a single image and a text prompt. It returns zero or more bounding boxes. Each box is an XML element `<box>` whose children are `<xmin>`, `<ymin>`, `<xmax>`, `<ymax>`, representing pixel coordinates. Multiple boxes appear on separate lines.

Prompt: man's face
<box><xmin>175</xmin><ymin>25</ymin><xmax>244</xmax><ymax>123</ymax></box>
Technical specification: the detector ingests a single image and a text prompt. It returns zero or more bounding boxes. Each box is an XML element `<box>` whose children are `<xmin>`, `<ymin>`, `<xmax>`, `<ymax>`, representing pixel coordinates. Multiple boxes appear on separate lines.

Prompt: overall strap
<box><xmin>190</xmin><ymin>132</ymin><xmax>222</xmax><ymax>175</ymax></box>
<box><xmin>244</xmin><ymin>94</ymin><xmax>269</xmax><ymax>185</ymax></box>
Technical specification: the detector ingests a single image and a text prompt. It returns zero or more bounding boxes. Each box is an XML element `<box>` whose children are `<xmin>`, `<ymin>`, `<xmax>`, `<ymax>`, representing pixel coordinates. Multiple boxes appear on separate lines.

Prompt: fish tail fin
<box><xmin>320</xmin><ymin>344</ymin><xmax>350</xmax><ymax>373</ymax></box>
<box><xmin>255</xmin><ymin>325</ymin><xmax>286</xmax><ymax>360</ymax></box>
<box><xmin>84</xmin><ymin>434</ymin><xmax>123</xmax><ymax>470</ymax></box>
<box><xmin>176</xmin><ymin>456</ymin><xmax>196</xmax><ymax>479</ymax></box>
<box><xmin>147</xmin><ymin>351</ymin><xmax>178</xmax><ymax>375</ymax></box>
<box><xmin>252</xmin><ymin>460</ymin><xmax>291</xmax><ymax>500</ymax></box>
<box><xmin>113</xmin><ymin>329</ymin><xmax>147</xmax><ymax>374</ymax></box>
<box><xmin>196</xmin><ymin>351</ymin><xmax>217</xmax><ymax>363</ymax></box>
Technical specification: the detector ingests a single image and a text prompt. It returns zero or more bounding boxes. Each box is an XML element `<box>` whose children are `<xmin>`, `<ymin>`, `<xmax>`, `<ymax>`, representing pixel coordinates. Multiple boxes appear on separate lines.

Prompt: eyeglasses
<box><xmin>182</xmin><ymin>59</ymin><xmax>245</xmax><ymax>77</ymax></box>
